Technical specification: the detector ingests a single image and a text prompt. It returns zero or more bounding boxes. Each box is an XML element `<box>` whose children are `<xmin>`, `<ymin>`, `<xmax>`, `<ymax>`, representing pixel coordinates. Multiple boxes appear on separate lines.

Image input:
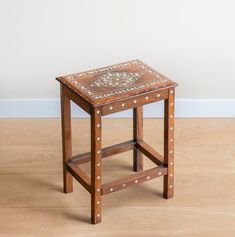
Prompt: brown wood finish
<box><xmin>163</xmin><ymin>88</ymin><xmax>175</xmax><ymax>199</ymax></box>
<box><xmin>90</xmin><ymin>107</ymin><xmax>102</xmax><ymax>224</ymax></box>
<box><xmin>62</xmin><ymin>84</ymin><xmax>92</xmax><ymax>115</ymax></box>
<box><xmin>60</xmin><ymin>85</ymin><xmax>73</xmax><ymax>193</ymax></box>
<box><xmin>136</xmin><ymin>140</ymin><xmax>164</xmax><ymax>166</ymax></box>
<box><xmin>101</xmin><ymin>89</ymin><xmax>168</xmax><ymax>116</ymax></box>
<box><xmin>56</xmin><ymin>60</ymin><xmax>177</xmax><ymax>107</ymax></box>
<box><xmin>102</xmin><ymin>166</ymin><xmax>167</xmax><ymax>195</ymax></box>
<box><xmin>70</xmin><ymin>140</ymin><xmax>136</xmax><ymax>165</ymax></box>
<box><xmin>133</xmin><ymin>106</ymin><xmax>143</xmax><ymax>172</ymax></box>
<box><xmin>66</xmin><ymin>163</ymin><xmax>91</xmax><ymax>193</ymax></box>
<box><xmin>57</xmin><ymin>60</ymin><xmax>177</xmax><ymax>224</ymax></box>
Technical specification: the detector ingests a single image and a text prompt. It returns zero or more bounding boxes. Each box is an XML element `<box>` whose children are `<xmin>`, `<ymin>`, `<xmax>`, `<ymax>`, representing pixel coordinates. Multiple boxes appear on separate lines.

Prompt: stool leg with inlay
<box><xmin>61</xmin><ymin>85</ymin><xmax>73</xmax><ymax>194</ymax></box>
<box><xmin>163</xmin><ymin>88</ymin><xmax>175</xmax><ymax>199</ymax></box>
<box><xmin>91</xmin><ymin>108</ymin><xmax>102</xmax><ymax>224</ymax></box>
<box><xmin>133</xmin><ymin>106</ymin><xmax>143</xmax><ymax>172</ymax></box>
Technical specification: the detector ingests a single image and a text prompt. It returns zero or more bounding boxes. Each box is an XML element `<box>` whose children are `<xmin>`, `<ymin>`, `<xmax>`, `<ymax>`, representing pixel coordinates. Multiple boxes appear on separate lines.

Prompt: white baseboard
<box><xmin>0</xmin><ymin>98</ymin><xmax>235</xmax><ymax>118</ymax></box>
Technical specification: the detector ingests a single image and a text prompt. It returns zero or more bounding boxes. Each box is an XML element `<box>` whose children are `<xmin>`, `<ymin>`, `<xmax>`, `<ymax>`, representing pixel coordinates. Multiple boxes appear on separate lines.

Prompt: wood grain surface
<box><xmin>56</xmin><ymin>60</ymin><xmax>177</xmax><ymax>106</ymax></box>
<box><xmin>0</xmin><ymin>118</ymin><xmax>235</xmax><ymax>236</ymax></box>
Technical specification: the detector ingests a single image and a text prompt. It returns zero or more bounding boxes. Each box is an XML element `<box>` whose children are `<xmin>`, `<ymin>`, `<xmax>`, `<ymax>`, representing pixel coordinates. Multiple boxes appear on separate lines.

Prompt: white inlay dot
<box><xmin>145</xmin><ymin>96</ymin><xmax>149</xmax><ymax>100</ymax></box>
<box><xmin>109</xmin><ymin>106</ymin><xmax>113</xmax><ymax>110</ymax></box>
<box><xmin>97</xmin><ymin>137</ymin><xmax>100</xmax><ymax>141</ymax></box>
<box><xmin>170</xmin><ymin>115</ymin><xmax>173</xmax><ymax>118</ymax></box>
<box><xmin>158</xmin><ymin>172</ymin><xmax>162</xmax><ymax>175</ymax></box>
<box><xmin>96</xmin><ymin>110</ymin><xmax>100</xmax><ymax>114</ymax></box>
<box><xmin>170</xmin><ymin>127</ymin><xmax>173</xmax><ymax>130</ymax></box>
<box><xmin>147</xmin><ymin>176</ymin><xmax>150</xmax><ymax>180</ymax></box>
<box><xmin>97</xmin><ymin>201</ymin><xmax>100</xmax><ymax>205</ymax></box>
<box><xmin>169</xmin><ymin>185</ymin><xmax>173</xmax><ymax>188</ymax></box>
<box><xmin>170</xmin><ymin>103</ymin><xmax>174</xmax><ymax>106</ymax></box>
<box><xmin>97</xmin><ymin>124</ymin><xmax>101</xmax><ymax>128</ymax></box>
<box><xmin>97</xmin><ymin>176</ymin><xmax>100</xmax><ymax>180</ymax></box>
<box><xmin>97</xmin><ymin>213</ymin><xmax>100</xmax><ymax>217</ymax></box>
<box><xmin>133</xmin><ymin>100</ymin><xmax>137</xmax><ymax>104</ymax></box>
<box><xmin>170</xmin><ymin>174</ymin><xmax>173</xmax><ymax>177</ymax></box>
<box><xmin>170</xmin><ymin>162</ymin><xmax>174</xmax><ymax>165</ymax></box>
<box><xmin>169</xmin><ymin>150</ymin><xmax>173</xmax><ymax>154</ymax></box>
<box><xmin>157</xmin><ymin>94</ymin><xmax>160</xmax><ymax>98</ymax></box>
<box><xmin>96</xmin><ymin>189</ymin><xmax>100</xmax><ymax>192</ymax></box>
<box><xmin>135</xmin><ymin>180</ymin><xmax>138</xmax><ymax>183</ymax></box>
<box><xmin>121</xmin><ymin>103</ymin><xmax>125</xmax><ymax>107</ymax></box>
<box><xmin>170</xmin><ymin>139</ymin><xmax>173</xmax><ymax>143</ymax></box>
<box><xmin>170</xmin><ymin>90</ymin><xmax>174</xmax><ymax>94</ymax></box>
<box><xmin>110</xmin><ymin>188</ymin><xmax>114</xmax><ymax>192</ymax></box>
<box><xmin>97</xmin><ymin>162</ymin><xmax>100</xmax><ymax>167</ymax></box>
<box><xmin>122</xmin><ymin>184</ymin><xmax>126</xmax><ymax>187</ymax></box>
<box><xmin>97</xmin><ymin>150</ymin><xmax>101</xmax><ymax>154</ymax></box>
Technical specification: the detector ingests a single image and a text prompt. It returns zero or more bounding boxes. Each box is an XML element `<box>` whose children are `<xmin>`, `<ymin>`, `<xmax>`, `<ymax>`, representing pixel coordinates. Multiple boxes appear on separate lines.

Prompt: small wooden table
<box><xmin>56</xmin><ymin>60</ymin><xmax>177</xmax><ymax>224</ymax></box>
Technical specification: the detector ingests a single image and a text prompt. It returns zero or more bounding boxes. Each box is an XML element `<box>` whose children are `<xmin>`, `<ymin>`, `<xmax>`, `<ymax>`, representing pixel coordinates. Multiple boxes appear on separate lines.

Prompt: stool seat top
<box><xmin>56</xmin><ymin>60</ymin><xmax>177</xmax><ymax>106</ymax></box>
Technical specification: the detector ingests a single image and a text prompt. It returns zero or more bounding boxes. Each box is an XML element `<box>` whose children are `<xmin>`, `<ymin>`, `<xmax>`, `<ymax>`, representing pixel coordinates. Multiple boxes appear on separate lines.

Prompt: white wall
<box><xmin>0</xmin><ymin>0</ymin><xmax>235</xmax><ymax>117</ymax></box>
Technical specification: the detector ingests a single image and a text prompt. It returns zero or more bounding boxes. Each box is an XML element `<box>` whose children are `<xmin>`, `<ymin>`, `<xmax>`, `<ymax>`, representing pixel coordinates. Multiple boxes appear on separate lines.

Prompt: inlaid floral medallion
<box><xmin>56</xmin><ymin>60</ymin><xmax>177</xmax><ymax>104</ymax></box>
<box><xmin>90</xmin><ymin>72</ymin><xmax>142</xmax><ymax>88</ymax></box>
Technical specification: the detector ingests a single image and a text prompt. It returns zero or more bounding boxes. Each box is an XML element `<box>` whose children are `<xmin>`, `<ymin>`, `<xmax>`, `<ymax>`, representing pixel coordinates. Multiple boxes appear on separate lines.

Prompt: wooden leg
<box><xmin>163</xmin><ymin>88</ymin><xmax>175</xmax><ymax>199</ymax></box>
<box><xmin>133</xmin><ymin>106</ymin><xmax>143</xmax><ymax>172</ymax></box>
<box><xmin>60</xmin><ymin>85</ymin><xmax>73</xmax><ymax>193</ymax></box>
<box><xmin>91</xmin><ymin>108</ymin><xmax>102</xmax><ymax>224</ymax></box>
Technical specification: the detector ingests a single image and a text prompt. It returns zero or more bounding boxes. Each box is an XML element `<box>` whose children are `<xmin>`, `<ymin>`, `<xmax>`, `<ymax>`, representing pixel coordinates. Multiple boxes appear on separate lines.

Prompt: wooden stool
<box><xmin>56</xmin><ymin>60</ymin><xmax>177</xmax><ymax>224</ymax></box>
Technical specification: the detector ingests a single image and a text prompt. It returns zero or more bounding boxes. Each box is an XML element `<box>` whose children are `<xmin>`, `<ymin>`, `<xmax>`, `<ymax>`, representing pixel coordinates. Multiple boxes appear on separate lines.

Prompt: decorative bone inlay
<box><xmin>90</xmin><ymin>72</ymin><xmax>142</xmax><ymax>88</ymax></box>
<box><xmin>58</xmin><ymin>60</ymin><xmax>175</xmax><ymax>101</ymax></box>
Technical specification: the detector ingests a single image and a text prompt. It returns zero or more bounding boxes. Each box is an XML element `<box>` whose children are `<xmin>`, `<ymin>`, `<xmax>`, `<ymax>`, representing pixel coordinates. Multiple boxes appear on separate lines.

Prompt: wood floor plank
<box><xmin>0</xmin><ymin>207</ymin><xmax>234</xmax><ymax>237</ymax></box>
<box><xmin>0</xmin><ymin>118</ymin><xmax>235</xmax><ymax>236</ymax></box>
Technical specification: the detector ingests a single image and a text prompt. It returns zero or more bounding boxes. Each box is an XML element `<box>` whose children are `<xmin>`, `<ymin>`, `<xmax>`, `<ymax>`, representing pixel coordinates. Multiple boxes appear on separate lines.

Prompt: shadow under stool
<box><xmin>56</xmin><ymin>59</ymin><xmax>178</xmax><ymax>224</ymax></box>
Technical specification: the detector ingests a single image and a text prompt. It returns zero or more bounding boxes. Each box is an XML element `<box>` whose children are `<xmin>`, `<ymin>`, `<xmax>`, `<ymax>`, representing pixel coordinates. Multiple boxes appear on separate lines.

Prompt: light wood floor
<box><xmin>0</xmin><ymin>118</ymin><xmax>235</xmax><ymax>237</ymax></box>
